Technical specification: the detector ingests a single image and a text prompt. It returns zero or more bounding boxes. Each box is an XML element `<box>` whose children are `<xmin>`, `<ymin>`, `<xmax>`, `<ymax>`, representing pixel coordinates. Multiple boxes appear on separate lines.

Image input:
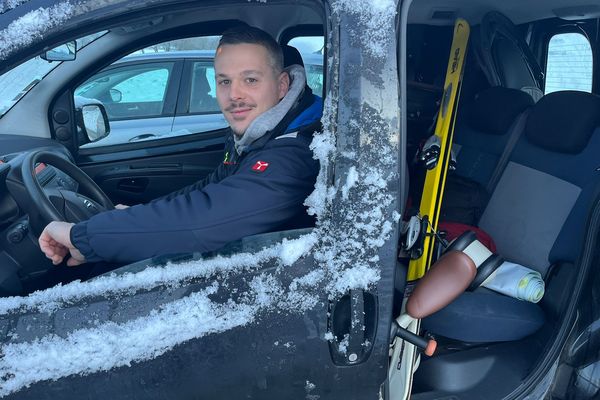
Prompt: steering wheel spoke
<box><xmin>60</xmin><ymin>190</ymin><xmax>108</xmax><ymax>222</ymax></box>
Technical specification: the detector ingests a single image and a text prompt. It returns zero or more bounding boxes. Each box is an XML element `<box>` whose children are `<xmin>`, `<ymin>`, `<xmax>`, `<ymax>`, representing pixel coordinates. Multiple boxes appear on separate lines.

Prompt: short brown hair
<box><xmin>218</xmin><ymin>26</ymin><xmax>284</xmax><ymax>74</ymax></box>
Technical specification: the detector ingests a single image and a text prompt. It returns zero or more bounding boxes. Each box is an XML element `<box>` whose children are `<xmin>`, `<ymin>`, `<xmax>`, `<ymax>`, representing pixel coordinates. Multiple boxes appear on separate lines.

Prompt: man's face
<box><xmin>215</xmin><ymin>43</ymin><xmax>289</xmax><ymax>136</ymax></box>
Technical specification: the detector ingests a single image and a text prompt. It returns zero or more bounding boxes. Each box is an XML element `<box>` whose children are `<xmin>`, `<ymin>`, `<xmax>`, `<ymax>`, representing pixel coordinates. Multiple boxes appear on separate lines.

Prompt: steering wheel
<box><xmin>21</xmin><ymin>150</ymin><xmax>114</xmax><ymax>228</ymax></box>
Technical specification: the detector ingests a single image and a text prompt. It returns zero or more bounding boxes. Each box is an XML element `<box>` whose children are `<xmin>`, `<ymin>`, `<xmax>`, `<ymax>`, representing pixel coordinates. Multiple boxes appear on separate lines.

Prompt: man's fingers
<box><xmin>51</xmin><ymin>254</ymin><xmax>64</xmax><ymax>265</ymax></box>
<box><xmin>38</xmin><ymin>221</ymin><xmax>84</xmax><ymax>266</ymax></box>
<box><xmin>66</xmin><ymin>257</ymin><xmax>84</xmax><ymax>267</ymax></box>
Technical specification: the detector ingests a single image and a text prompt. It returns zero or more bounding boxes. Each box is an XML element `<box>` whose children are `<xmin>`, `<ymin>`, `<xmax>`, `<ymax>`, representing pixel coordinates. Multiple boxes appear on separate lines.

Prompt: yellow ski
<box><xmin>407</xmin><ymin>19</ymin><xmax>470</xmax><ymax>281</ymax></box>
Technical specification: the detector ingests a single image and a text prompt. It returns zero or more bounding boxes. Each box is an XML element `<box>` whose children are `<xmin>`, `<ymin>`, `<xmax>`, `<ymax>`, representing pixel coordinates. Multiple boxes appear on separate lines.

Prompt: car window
<box><xmin>76</xmin><ymin>36</ymin><xmax>227</xmax><ymax>149</ymax></box>
<box><xmin>0</xmin><ymin>31</ymin><xmax>106</xmax><ymax>118</ymax></box>
<box><xmin>287</xmin><ymin>36</ymin><xmax>324</xmax><ymax>96</ymax></box>
<box><xmin>545</xmin><ymin>32</ymin><xmax>593</xmax><ymax>94</ymax></box>
<box><xmin>188</xmin><ymin>61</ymin><xmax>219</xmax><ymax>114</ymax></box>
<box><xmin>76</xmin><ymin>62</ymin><xmax>174</xmax><ymax>120</ymax></box>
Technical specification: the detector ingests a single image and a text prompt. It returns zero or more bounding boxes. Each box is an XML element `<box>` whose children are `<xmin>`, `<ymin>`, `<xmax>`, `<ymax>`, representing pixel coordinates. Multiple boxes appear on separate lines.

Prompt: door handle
<box><xmin>328</xmin><ymin>289</ymin><xmax>376</xmax><ymax>365</ymax></box>
<box><xmin>117</xmin><ymin>177</ymin><xmax>148</xmax><ymax>193</ymax></box>
<box><xmin>129</xmin><ymin>134</ymin><xmax>158</xmax><ymax>142</ymax></box>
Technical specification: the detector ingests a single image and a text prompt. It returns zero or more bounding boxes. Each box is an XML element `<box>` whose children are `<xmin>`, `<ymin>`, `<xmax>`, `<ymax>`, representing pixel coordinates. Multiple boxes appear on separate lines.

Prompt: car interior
<box><xmin>0</xmin><ymin>3</ymin><xmax>327</xmax><ymax>292</ymax></box>
<box><xmin>402</xmin><ymin>0</ymin><xmax>600</xmax><ymax>399</ymax></box>
<box><xmin>0</xmin><ymin>0</ymin><xmax>599</xmax><ymax>398</ymax></box>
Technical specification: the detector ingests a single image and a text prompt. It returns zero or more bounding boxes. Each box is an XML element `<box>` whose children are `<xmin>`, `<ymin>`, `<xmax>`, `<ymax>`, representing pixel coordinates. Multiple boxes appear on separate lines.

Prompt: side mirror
<box><xmin>74</xmin><ymin>96</ymin><xmax>110</xmax><ymax>144</ymax></box>
<box><xmin>41</xmin><ymin>41</ymin><xmax>77</xmax><ymax>62</ymax></box>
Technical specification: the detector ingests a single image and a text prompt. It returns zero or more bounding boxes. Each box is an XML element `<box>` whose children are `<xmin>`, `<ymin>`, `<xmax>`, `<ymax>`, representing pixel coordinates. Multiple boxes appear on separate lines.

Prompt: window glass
<box><xmin>287</xmin><ymin>36</ymin><xmax>324</xmax><ymax>96</ymax></box>
<box><xmin>76</xmin><ymin>63</ymin><xmax>174</xmax><ymax>120</ymax></box>
<box><xmin>189</xmin><ymin>62</ymin><xmax>220</xmax><ymax>114</ymax></box>
<box><xmin>77</xmin><ymin>36</ymin><xmax>228</xmax><ymax>149</ymax></box>
<box><xmin>0</xmin><ymin>31</ymin><xmax>106</xmax><ymax>117</ymax></box>
<box><xmin>545</xmin><ymin>32</ymin><xmax>593</xmax><ymax>94</ymax></box>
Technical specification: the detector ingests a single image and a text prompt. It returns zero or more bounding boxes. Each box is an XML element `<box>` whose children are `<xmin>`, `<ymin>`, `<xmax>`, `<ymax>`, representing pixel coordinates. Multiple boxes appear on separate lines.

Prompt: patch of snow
<box><xmin>0</xmin><ymin>0</ymin><xmax>30</xmax><ymax>14</ymax></box>
<box><xmin>305</xmin><ymin>380</ymin><xmax>319</xmax><ymax>400</ymax></box>
<box><xmin>0</xmin><ymin>2</ymin><xmax>74</xmax><ymax>59</ymax></box>
<box><xmin>279</xmin><ymin>235</ymin><xmax>318</xmax><ymax>266</ymax></box>
<box><xmin>337</xmin><ymin>334</ymin><xmax>350</xmax><ymax>354</ymax></box>
<box><xmin>341</xmin><ymin>166</ymin><xmax>358</xmax><ymax>199</ymax></box>
<box><xmin>0</xmin><ymin>234</ymin><xmax>318</xmax><ymax>315</ymax></box>
<box><xmin>330</xmin><ymin>0</ymin><xmax>396</xmax><ymax>59</ymax></box>
<box><xmin>323</xmin><ymin>332</ymin><xmax>334</xmax><ymax>341</ymax></box>
<box><xmin>0</xmin><ymin>283</ymin><xmax>264</xmax><ymax>397</ymax></box>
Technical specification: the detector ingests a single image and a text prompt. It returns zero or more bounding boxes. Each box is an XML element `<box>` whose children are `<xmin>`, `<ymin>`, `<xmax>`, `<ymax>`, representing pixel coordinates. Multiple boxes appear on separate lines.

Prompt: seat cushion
<box><xmin>422</xmin><ymin>291</ymin><xmax>545</xmax><ymax>342</ymax></box>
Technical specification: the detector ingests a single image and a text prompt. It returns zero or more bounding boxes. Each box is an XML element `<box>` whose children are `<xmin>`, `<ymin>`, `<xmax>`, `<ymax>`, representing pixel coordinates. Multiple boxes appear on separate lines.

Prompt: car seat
<box><xmin>423</xmin><ymin>90</ymin><xmax>600</xmax><ymax>342</ymax></box>
<box><xmin>189</xmin><ymin>65</ymin><xmax>218</xmax><ymax>114</ymax></box>
<box><xmin>473</xmin><ymin>11</ymin><xmax>544</xmax><ymax>102</ymax></box>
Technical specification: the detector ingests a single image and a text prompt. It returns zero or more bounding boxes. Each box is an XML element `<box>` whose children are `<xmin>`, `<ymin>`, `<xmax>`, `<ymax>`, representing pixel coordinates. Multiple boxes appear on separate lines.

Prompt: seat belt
<box><xmin>485</xmin><ymin>108</ymin><xmax>531</xmax><ymax>194</ymax></box>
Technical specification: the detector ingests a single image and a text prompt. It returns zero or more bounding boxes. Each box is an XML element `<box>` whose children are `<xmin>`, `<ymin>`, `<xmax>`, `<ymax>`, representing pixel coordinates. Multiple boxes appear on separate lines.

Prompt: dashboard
<box><xmin>0</xmin><ymin>134</ymin><xmax>79</xmax><ymax>295</ymax></box>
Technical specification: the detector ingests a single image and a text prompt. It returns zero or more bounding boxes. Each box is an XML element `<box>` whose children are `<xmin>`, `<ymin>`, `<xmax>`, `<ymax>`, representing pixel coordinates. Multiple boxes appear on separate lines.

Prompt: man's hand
<box><xmin>39</xmin><ymin>221</ymin><xmax>86</xmax><ymax>267</ymax></box>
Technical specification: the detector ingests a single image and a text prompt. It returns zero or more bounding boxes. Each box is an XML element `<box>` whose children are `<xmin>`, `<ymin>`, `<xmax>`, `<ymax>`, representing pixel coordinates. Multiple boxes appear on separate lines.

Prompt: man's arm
<box><xmin>70</xmin><ymin>141</ymin><xmax>318</xmax><ymax>264</ymax></box>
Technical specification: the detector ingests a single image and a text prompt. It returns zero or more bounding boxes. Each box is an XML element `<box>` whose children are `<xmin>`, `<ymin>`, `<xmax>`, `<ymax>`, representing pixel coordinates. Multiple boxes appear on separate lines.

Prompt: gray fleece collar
<box><xmin>234</xmin><ymin>64</ymin><xmax>306</xmax><ymax>155</ymax></box>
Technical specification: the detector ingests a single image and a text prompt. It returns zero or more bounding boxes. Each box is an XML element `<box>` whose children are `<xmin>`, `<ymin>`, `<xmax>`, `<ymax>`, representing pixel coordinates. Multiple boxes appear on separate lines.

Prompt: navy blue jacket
<box><xmin>71</xmin><ymin>94</ymin><xmax>322</xmax><ymax>263</ymax></box>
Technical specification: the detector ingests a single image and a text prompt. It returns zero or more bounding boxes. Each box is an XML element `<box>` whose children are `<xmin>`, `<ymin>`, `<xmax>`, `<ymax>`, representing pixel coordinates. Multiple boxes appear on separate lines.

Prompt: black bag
<box><xmin>440</xmin><ymin>174</ymin><xmax>489</xmax><ymax>225</ymax></box>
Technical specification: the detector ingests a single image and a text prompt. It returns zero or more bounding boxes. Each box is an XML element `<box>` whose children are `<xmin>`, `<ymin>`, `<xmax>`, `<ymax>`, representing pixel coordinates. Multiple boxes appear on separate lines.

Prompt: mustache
<box><xmin>224</xmin><ymin>102</ymin><xmax>256</xmax><ymax>112</ymax></box>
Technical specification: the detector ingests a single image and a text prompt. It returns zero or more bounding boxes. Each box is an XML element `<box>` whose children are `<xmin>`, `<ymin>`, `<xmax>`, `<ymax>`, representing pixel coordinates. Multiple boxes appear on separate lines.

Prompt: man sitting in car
<box><xmin>38</xmin><ymin>26</ymin><xmax>322</xmax><ymax>268</ymax></box>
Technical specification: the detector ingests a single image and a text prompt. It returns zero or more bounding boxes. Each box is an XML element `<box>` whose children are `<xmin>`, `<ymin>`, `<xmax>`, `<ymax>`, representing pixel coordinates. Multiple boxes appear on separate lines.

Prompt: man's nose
<box><xmin>229</xmin><ymin>80</ymin><xmax>245</xmax><ymax>100</ymax></box>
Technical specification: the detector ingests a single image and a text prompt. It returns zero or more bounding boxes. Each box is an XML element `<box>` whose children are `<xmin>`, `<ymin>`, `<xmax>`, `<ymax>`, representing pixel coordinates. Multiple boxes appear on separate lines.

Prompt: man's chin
<box><xmin>231</xmin><ymin>127</ymin><xmax>247</xmax><ymax>137</ymax></box>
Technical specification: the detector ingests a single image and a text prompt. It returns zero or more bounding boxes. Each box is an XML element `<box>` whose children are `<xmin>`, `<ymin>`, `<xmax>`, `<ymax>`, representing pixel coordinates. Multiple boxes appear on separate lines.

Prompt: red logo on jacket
<box><xmin>252</xmin><ymin>161</ymin><xmax>270</xmax><ymax>172</ymax></box>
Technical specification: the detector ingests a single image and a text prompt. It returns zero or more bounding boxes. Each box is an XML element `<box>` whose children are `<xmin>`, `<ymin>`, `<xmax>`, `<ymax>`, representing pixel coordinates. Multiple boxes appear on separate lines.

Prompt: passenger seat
<box><xmin>424</xmin><ymin>90</ymin><xmax>600</xmax><ymax>342</ymax></box>
<box><xmin>442</xmin><ymin>86</ymin><xmax>534</xmax><ymax>225</ymax></box>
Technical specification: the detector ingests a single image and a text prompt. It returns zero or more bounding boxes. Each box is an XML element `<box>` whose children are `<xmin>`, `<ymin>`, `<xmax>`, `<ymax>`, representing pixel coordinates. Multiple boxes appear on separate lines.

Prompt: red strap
<box><xmin>438</xmin><ymin>221</ymin><xmax>497</xmax><ymax>252</ymax></box>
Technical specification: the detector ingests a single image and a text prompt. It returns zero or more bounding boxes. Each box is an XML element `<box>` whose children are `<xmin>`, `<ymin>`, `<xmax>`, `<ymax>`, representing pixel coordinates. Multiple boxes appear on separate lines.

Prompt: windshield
<box><xmin>0</xmin><ymin>31</ymin><xmax>106</xmax><ymax>117</ymax></box>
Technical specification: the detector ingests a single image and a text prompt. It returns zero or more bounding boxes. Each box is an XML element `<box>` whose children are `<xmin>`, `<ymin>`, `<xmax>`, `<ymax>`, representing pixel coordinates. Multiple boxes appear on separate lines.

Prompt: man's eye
<box><xmin>218</xmin><ymin>79</ymin><xmax>230</xmax><ymax>85</ymax></box>
<box><xmin>246</xmin><ymin>78</ymin><xmax>258</xmax><ymax>84</ymax></box>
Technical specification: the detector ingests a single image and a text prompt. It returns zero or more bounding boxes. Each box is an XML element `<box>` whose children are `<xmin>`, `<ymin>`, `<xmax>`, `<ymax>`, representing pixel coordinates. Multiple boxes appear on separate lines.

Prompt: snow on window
<box><xmin>0</xmin><ymin>282</ymin><xmax>263</xmax><ymax>396</ymax></box>
<box><xmin>0</xmin><ymin>2</ymin><xmax>74</xmax><ymax>59</ymax></box>
<box><xmin>0</xmin><ymin>234</ymin><xmax>318</xmax><ymax>315</ymax></box>
<box><xmin>330</xmin><ymin>0</ymin><xmax>396</xmax><ymax>58</ymax></box>
<box><xmin>0</xmin><ymin>0</ymin><xmax>30</xmax><ymax>14</ymax></box>
<box><xmin>341</xmin><ymin>166</ymin><xmax>358</xmax><ymax>199</ymax></box>
<box><xmin>305</xmin><ymin>104</ymin><xmax>397</xmax><ymax>297</ymax></box>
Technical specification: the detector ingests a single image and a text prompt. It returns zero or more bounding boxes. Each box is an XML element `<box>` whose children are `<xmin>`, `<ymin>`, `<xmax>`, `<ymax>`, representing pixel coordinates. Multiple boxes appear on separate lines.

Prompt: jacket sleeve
<box><xmin>70</xmin><ymin>141</ymin><xmax>318</xmax><ymax>264</ymax></box>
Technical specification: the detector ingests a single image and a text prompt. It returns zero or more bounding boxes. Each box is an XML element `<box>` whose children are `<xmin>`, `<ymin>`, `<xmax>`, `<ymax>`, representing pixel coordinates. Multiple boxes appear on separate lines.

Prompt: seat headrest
<box><xmin>525</xmin><ymin>91</ymin><xmax>600</xmax><ymax>154</ymax></box>
<box><xmin>468</xmin><ymin>86</ymin><xmax>534</xmax><ymax>135</ymax></box>
<box><xmin>193</xmin><ymin>67</ymin><xmax>211</xmax><ymax>93</ymax></box>
<box><xmin>281</xmin><ymin>44</ymin><xmax>304</xmax><ymax>68</ymax></box>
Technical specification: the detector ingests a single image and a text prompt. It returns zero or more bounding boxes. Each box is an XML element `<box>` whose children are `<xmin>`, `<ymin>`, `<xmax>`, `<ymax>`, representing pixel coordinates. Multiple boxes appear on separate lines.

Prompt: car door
<box><xmin>76</xmin><ymin>58</ymin><xmax>183</xmax><ymax>147</ymax></box>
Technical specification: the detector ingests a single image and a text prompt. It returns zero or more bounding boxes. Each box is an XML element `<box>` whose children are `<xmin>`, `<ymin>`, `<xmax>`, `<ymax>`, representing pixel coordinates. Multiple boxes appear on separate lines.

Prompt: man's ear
<box><xmin>278</xmin><ymin>71</ymin><xmax>290</xmax><ymax>100</ymax></box>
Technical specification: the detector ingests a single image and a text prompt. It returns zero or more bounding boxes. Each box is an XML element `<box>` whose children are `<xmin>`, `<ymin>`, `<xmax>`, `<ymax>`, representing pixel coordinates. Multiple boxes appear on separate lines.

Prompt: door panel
<box><xmin>84</xmin><ymin>117</ymin><xmax>176</xmax><ymax>148</ymax></box>
<box><xmin>1</xmin><ymin>232</ymin><xmax>390</xmax><ymax>400</ymax></box>
<box><xmin>77</xmin><ymin>132</ymin><xmax>226</xmax><ymax>204</ymax></box>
